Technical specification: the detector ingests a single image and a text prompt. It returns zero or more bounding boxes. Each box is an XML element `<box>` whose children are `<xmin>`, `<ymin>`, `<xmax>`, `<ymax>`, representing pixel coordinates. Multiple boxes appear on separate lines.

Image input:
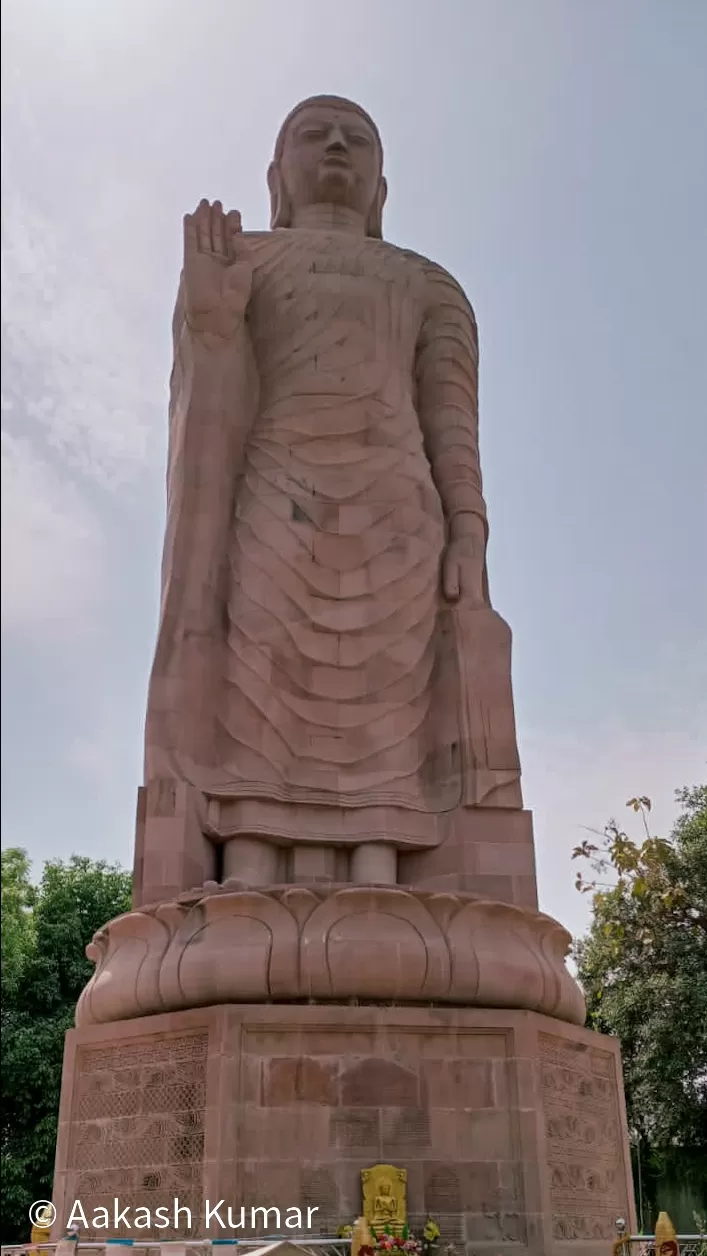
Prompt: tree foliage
<box><xmin>1</xmin><ymin>851</ymin><xmax>131</xmax><ymax>1243</ymax></box>
<box><xmin>1</xmin><ymin>848</ymin><xmax>36</xmax><ymax>998</ymax></box>
<box><xmin>573</xmin><ymin>785</ymin><xmax>707</xmax><ymax>1222</ymax></box>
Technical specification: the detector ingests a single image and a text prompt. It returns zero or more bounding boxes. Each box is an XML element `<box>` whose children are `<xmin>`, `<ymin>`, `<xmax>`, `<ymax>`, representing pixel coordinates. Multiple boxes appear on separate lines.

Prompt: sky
<box><xmin>1</xmin><ymin>0</ymin><xmax>706</xmax><ymax>940</ymax></box>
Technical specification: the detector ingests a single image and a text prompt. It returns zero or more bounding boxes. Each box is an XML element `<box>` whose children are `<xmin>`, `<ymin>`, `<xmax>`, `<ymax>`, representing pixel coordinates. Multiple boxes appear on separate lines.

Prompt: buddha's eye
<box><xmin>348</xmin><ymin>132</ymin><xmax>372</xmax><ymax>147</ymax></box>
<box><xmin>300</xmin><ymin>128</ymin><xmax>326</xmax><ymax>142</ymax></box>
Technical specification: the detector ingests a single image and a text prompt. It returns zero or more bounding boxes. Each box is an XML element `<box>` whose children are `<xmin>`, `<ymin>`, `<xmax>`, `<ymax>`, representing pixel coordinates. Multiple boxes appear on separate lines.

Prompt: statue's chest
<box><xmin>245</xmin><ymin>231</ymin><xmax>425</xmax><ymax>332</ymax></box>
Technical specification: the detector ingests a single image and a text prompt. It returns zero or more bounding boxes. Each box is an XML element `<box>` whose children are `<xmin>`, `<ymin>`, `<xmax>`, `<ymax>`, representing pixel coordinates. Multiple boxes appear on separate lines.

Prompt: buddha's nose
<box><xmin>325</xmin><ymin>125</ymin><xmax>348</xmax><ymax>152</ymax></box>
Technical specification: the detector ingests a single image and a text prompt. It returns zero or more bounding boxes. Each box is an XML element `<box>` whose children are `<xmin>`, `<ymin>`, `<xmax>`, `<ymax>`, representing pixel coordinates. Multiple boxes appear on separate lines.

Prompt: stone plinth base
<box><xmin>53</xmin><ymin>1005</ymin><xmax>635</xmax><ymax>1255</ymax></box>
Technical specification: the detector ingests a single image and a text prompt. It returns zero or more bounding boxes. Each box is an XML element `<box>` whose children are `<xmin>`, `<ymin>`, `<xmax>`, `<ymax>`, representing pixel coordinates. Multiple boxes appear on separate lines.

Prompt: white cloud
<box><xmin>1</xmin><ymin>184</ymin><xmax>160</xmax><ymax>489</ymax></box>
<box><xmin>0</xmin><ymin>433</ymin><xmax>104</xmax><ymax>637</ymax></box>
<box><xmin>0</xmin><ymin>131</ymin><xmax>164</xmax><ymax>636</ymax></box>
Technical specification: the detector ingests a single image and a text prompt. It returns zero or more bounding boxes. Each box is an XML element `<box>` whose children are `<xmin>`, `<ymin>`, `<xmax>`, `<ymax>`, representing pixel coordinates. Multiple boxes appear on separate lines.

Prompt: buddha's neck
<box><xmin>290</xmin><ymin>203</ymin><xmax>366</xmax><ymax>234</ymax></box>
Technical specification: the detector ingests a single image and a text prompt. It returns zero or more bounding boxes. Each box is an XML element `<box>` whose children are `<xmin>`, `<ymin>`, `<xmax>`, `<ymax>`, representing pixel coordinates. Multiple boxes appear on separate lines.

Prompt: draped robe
<box><xmin>145</xmin><ymin>229</ymin><xmax>522</xmax><ymax>835</ymax></box>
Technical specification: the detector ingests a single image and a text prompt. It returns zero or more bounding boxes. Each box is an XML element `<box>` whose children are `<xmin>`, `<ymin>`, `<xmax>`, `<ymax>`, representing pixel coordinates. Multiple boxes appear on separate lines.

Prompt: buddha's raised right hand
<box><xmin>183</xmin><ymin>199</ymin><xmax>253</xmax><ymax>341</ymax></box>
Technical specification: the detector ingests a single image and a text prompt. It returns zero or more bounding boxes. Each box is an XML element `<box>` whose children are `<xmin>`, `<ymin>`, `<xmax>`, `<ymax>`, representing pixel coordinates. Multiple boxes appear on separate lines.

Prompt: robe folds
<box><xmin>145</xmin><ymin>229</ymin><xmax>521</xmax><ymax>826</ymax></box>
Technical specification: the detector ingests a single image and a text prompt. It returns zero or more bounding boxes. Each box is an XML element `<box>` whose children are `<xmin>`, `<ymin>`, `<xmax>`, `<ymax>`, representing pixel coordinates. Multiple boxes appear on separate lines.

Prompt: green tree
<box><xmin>573</xmin><ymin>785</ymin><xmax>707</xmax><ymax>1227</ymax></box>
<box><xmin>1</xmin><ymin>848</ymin><xmax>36</xmax><ymax>998</ymax></box>
<box><xmin>1</xmin><ymin>851</ymin><xmax>131</xmax><ymax>1243</ymax></box>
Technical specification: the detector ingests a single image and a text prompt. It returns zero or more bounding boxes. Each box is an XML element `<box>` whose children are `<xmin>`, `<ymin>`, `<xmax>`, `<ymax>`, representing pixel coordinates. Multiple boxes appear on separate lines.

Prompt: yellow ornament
<box><xmin>352</xmin><ymin>1216</ymin><xmax>375</xmax><ymax>1256</ymax></box>
<box><xmin>361</xmin><ymin>1164</ymin><xmax>407</xmax><ymax>1236</ymax></box>
<box><xmin>30</xmin><ymin>1206</ymin><xmax>53</xmax><ymax>1255</ymax></box>
<box><xmin>655</xmin><ymin>1212</ymin><xmax>679</xmax><ymax>1256</ymax></box>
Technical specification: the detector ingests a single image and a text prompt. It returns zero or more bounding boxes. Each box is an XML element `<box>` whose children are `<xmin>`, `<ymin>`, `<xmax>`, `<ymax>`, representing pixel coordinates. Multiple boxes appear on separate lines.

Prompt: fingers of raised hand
<box><xmin>184</xmin><ymin>200</ymin><xmax>237</xmax><ymax>259</ymax></box>
<box><xmin>183</xmin><ymin>210</ymin><xmax>198</xmax><ymax>257</ymax></box>
<box><xmin>225</xmin><ymin>209</ymin><xmax>242</xmax><ymax>259</ymax></box>
<box><xmin>210</xmin><ymin>201</ymin><xmax>226</xmax><ymax>258</ymax></box>
<box><xmin>195</xmin><ymin>199</ymin><xmax>212</xmax><ymax>253</ymax></box>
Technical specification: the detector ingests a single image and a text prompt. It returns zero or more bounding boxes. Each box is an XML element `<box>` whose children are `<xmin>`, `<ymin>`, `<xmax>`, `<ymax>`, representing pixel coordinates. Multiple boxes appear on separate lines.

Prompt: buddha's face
<box><xmin>278</xmin><ymin>102</ymin><xmax>382</xmax><ymax>219</ymax></box>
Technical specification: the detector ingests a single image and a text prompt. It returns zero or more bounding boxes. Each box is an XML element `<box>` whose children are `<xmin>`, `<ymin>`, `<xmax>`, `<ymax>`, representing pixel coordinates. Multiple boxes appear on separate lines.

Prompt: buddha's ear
<box><xmin>268</xmin><ymin>162</ymin><xmax>291</xmax><ymax>229</ymax></box>
<box><xmin>366</xmin><ymin>176</ymin><xmax>387</xmax><ymax>239</ymax></box>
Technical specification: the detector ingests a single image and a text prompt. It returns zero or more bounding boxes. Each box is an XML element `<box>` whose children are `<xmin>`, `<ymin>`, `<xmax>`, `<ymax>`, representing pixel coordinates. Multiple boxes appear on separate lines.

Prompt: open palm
<box><xmin>183</xmin><ymin>199</ymin><xmax>253</xmax><ymax>341</ymax></box>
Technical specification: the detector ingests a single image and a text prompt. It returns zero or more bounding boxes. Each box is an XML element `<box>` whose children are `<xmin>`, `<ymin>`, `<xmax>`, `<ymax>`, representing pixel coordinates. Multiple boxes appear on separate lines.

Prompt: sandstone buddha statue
<box><xmin>144</xmin><ymin>94</ymin><xmax>522</xmax><ymax>889</ymax></box>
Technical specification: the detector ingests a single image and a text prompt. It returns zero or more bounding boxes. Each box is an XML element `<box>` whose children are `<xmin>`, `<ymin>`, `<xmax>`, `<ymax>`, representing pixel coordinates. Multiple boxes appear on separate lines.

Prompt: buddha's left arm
<box><xmin>415</xmin><ymin>263</ymin><xmax>488</xmax><ymax>553</ymax></box>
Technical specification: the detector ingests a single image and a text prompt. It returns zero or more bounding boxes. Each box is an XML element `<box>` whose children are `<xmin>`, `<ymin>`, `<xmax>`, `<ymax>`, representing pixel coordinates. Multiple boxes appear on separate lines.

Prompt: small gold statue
<box><xmin>361</xmin><ymin>1164</ymin><xmax>407</xmax><ymax>1235</ymax></box>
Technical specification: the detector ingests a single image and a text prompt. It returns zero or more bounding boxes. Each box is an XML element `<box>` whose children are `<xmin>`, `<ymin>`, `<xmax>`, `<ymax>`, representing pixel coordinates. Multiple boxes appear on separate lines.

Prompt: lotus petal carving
<box><xmin>75</xmin><ymin>884</ymin><xmax>585</xmax><ymax>1027</ymax></box>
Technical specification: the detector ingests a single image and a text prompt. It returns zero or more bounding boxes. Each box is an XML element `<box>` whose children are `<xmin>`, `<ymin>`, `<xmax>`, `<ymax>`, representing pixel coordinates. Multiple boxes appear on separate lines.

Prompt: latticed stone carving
<box><xmin>64</xmin><ymin>1032</ymin><xmax>207</xmax><ymax>1237</ymax></box>
<box><xmin>540</xmin><ymin>1032</ymin><xmax>632</xmax><ymax>1242</ymax></box>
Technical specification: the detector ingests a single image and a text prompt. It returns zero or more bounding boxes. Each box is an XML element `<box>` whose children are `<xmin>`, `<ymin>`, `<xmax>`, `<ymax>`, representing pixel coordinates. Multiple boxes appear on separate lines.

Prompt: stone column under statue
<box><xmin>52</xmin><ymin>97</ymin><xmax>636</xmax><ymax>1254</ymax></box>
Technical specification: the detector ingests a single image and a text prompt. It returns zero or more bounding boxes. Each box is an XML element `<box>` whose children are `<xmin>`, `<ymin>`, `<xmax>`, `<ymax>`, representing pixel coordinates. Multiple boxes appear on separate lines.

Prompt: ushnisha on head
<box><xmin>268</xmin><ymin>94</ymin><xmax>387</xmax><ymax>238</ymax></box>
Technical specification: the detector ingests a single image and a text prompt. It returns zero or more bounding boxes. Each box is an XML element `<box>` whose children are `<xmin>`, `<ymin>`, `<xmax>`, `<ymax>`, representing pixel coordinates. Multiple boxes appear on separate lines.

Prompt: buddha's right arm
<box><xmin>157</xmin><ymin>279</ymin><xmax>259</xmax><ymax>640</ymax></box>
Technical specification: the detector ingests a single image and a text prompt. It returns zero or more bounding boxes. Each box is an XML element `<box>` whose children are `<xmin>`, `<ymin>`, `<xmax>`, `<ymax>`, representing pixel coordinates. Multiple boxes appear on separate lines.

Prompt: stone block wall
<box><xmin>54</xmin><ymin>1005</ymin><xmax>635</xmax><ymax>1255</ymax></box>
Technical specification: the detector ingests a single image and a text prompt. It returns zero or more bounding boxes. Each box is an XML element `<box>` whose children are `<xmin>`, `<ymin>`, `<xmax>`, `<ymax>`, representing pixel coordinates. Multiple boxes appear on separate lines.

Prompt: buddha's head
<box><xmin>269</xmin><ymin>95</ymin><xmax>387</xmax><ymax>237</ymax></box>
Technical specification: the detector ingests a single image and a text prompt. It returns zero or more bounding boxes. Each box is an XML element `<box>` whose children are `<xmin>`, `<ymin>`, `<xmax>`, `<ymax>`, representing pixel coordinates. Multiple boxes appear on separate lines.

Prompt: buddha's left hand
<box><xmin>442</xmin><ymin>517</ymin><xmax>486</xmax><ymax>605</ymax></box>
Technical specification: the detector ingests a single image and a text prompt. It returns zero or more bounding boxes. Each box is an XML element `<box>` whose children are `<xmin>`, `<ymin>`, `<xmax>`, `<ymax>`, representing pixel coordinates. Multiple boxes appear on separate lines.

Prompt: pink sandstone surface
<box><xmin>140</xmin><ymin>95</ymin><xmax>523</xmax><ymax>905</ymax></box>
<box><xmin>52</xmin><ymin>96</ymin><xmax>636</xmax><ymax>1252</ymax></box>
<box><xmin>54</xmin><ymin>1006</ymin><xmax>637</xmax><ymax>1254</ymax></box>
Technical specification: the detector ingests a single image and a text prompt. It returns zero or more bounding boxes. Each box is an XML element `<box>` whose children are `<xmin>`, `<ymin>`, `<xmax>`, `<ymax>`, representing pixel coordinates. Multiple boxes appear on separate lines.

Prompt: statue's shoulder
<box><xmin>392</xmin><ymin>244</ymin><xmax>476</xmax><ymax>322</ymax></box>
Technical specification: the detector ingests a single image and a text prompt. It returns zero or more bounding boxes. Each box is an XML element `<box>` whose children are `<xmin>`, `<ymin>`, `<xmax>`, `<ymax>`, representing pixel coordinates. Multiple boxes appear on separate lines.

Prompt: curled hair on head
<box><xmin>269</xmin><ymin>94</ymin><xmax>386</xmax><ymax>239</ymax></box>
